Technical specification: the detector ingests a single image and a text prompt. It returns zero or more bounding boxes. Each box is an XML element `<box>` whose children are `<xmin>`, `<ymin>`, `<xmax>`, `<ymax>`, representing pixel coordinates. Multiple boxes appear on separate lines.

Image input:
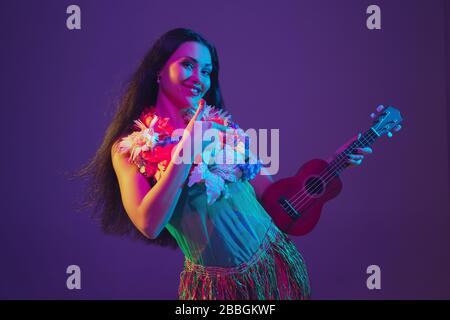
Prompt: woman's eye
<box><xmin>182</xmin><ymin>61</ymin><xmax>211</xmax><ymax>76</ymax></box>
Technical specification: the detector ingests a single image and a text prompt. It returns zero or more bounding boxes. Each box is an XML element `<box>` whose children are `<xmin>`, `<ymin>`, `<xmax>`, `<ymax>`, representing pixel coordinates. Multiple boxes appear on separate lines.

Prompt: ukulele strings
<box><xmin>289</xmin><ymin>137</ymin><xmax>368</xmax><ymax>207</ymax></box>
<box><xmin>283</xmin><ymin>133</ymin><xmax>373</xmax><ymax>212</ymax></box>
<box><xmin>286</xmin><ymin>133</ymin><xmax>372</xmax><ymax>210</ymax></box>
<box><xmin>280</xmin><ymin>132</ymin><xmax>375</xmax><ymax>213</ymax></box>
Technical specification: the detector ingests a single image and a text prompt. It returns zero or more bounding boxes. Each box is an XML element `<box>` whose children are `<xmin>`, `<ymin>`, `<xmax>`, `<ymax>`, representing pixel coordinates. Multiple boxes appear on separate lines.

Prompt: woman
<box><xmin>79</xmin><ymin>28</ymin><xmax>372</xmax><ymax>300</ymax></box>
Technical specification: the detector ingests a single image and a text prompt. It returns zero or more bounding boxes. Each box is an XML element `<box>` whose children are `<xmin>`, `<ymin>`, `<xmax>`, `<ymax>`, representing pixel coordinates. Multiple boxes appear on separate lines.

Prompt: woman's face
<box><xmin>158</xmin><ymin>41</ymin><xmax>213</xmax><ymax>109</ymax></box>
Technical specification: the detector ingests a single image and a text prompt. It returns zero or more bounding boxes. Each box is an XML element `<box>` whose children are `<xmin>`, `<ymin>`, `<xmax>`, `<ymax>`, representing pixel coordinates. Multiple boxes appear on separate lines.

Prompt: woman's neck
<box><xmin>154</xmin><ymin>93</ymin><xmax>190</xmax><ymax>128</ymax></box>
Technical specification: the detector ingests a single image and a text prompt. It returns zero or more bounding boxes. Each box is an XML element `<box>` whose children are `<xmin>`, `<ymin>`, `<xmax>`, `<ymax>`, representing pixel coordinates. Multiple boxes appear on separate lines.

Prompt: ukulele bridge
<box><xmin>278</xmin><ymin>196</ymin><xmax>301</xmax><ymax>220</ymax></box>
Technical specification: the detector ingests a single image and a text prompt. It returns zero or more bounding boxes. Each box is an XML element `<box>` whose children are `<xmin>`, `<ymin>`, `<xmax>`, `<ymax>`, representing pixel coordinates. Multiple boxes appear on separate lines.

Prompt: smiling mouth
<box><xmin>184</xmin><ymin>86</ymin><xmax>202</xmax><ymax>96</ymax></box>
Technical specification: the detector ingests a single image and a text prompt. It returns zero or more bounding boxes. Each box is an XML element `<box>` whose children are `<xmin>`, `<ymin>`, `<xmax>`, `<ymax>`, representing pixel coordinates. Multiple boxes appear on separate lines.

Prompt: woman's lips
<box><xmin>183</xmin><ymin>85</ymin><xmax>201</xmax><ymax>96</ymax></box>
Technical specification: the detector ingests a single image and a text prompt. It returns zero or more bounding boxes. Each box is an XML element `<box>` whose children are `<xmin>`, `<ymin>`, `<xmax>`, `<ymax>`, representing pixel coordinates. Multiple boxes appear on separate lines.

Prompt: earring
<box><xmin>157</xmin><ymin>74</ymin><xmax>161</xmax><ymax>84</ymax></box>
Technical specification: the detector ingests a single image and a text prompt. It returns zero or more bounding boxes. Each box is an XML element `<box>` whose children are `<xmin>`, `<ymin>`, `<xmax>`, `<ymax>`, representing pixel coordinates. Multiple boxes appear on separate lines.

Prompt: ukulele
<box><xmin>261</xmin><ymin>105</ymin><xmax>403</xmax><ymax>236</ymax></box>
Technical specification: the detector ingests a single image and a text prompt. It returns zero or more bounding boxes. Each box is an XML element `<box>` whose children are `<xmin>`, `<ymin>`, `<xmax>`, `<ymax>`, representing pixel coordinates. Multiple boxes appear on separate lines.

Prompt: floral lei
<box><xmin>117</xmin><ymin>101</ymin><xmax>262</xmax><ymax>204</ymax></box>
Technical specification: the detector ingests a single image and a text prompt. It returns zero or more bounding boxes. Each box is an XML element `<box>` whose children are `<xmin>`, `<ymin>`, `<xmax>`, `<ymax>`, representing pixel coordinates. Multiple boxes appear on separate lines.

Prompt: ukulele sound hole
<box><xmin>305</xmin><ymin>176</ymin><xmax>324</xmax><ymax>196</ymax></box>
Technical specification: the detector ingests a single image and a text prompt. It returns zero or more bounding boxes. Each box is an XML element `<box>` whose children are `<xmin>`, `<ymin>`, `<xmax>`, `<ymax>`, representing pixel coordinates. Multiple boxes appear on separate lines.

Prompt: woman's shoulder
<box><xmin>111</xmin><ymin>135</ymin><xmax>133</xmax><ymax>173</ymax></box>
<box><xmin>111</xmin><ymin>134</ymin><xmax>129</xmax><ymax>156</ymax></box>
<box><xmin>111</xmin><ymin>134</ymin><xmax>139</xmax><ymax>175</ymax></box>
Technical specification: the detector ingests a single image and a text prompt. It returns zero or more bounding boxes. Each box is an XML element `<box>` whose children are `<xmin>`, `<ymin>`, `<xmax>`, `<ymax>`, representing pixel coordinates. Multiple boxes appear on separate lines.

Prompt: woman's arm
<box><xmin>111</xmin><ymin>104</ymin><xmax>205</xmax><ymax>240</ymax></box>
<box><xmin>112</xmin><ymin>140</ymin><xmax>193</xmax><ymax>239</ymax></box>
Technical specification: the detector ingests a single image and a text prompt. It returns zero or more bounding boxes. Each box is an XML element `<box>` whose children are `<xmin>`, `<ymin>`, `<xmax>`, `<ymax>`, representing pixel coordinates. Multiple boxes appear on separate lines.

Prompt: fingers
<box><xmin>344</xmin><ymin>133</ymin><xmax>376</xmax><ymax>167</ymax></box>
<box><xmin>185</xmin><ymin>99</ymin><xmax>206</xmax><ymax>132</ymax></box>
<box><xmin>353</xmin><ymin>147</ymin><xmax>373</xmax><ymax>155</ymax></box>
<box><xmin>348</xmin><ymin>146</ymin><xmax>372</xmax><ymax>166</ymax></box>
<box><xmin>191</xmin><ymin>99</ymin><xmax>205</xmax><ymax>121</ymax></box>
<box><xmin>348</xmin><ymin>158</ymin><xmax>363</xmax><ymax>166</ymax></box>
<box><xmin>348</xmin><ymin>154</ymin><xmax>364</xmax><ymax>160</ymax></box>
<box><xmin>346</xmin><ymin>152</ymin><xmax>365</xmax><ymax>167</ymax></box>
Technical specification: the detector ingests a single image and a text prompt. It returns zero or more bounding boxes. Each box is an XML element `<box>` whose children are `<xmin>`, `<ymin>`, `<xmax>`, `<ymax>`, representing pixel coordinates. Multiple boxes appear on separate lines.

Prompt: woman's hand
<box><xmin>177</xmin><ymin>100</ymin><xmax>229</xmax><ymax>164</ymax></box>
<box><xmin>333</xmin><ymin>133</ymin><xmax>373</xmax><ymax>168</ymax></box>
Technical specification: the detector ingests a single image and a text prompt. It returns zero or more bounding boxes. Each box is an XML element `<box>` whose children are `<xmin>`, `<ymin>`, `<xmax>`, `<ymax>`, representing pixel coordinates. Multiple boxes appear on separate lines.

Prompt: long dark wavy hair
<box><xmin>74</xmin><ymin>28</ymin><xmax>225</xmax><ymax>248</ymax></box>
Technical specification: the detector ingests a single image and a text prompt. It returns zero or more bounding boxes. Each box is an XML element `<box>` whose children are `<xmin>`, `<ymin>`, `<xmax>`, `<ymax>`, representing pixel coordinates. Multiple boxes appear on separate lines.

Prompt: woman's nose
<box><xmin>190</xmin><ymin>68</ymin><xmax>201</xmax><ymax>83</ymax></box>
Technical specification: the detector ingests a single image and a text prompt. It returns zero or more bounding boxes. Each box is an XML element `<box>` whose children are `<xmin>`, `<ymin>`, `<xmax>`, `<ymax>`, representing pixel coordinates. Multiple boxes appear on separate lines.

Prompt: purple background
<box><xmin>1</xmin><ymin>0</ymin><xmax>449</xmax><ymax>299</ymax></box>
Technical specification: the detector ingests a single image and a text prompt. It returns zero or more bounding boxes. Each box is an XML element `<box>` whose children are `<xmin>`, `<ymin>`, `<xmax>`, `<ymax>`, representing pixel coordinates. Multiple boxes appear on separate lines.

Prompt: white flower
<box><xmin>117</xmin><ymin>116</ymin><xmax>159</xmax><ymax>162</ymax></box>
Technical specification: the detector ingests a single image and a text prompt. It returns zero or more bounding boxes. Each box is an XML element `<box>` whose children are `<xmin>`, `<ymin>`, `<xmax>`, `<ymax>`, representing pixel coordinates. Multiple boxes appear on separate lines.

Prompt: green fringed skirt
<box><xmin>178</xmin><ymin>223</ymin><xmax>311</xmax><ymax>300</ymax></box>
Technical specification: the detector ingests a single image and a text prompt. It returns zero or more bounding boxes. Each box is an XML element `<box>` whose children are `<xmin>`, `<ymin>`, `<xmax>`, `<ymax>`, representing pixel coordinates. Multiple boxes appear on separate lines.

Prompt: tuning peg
<box><xmin>370</xmin><ymin>112</ymin><xmax>376</xmax><ymax>119</ymax></box>
<box><xmin>376</xmin><ymin>105</ymin><xmax>385</xmax><ymax>112</ymax></box>
<box><xmin>387</xmin><ymin>131</ymin><xmax>393</xmax><ymax>138</ymax></box>
<box><xmin>394</xmin><ymin>124</ymin><xmax>402</xmax><ymax>132</ymax></box>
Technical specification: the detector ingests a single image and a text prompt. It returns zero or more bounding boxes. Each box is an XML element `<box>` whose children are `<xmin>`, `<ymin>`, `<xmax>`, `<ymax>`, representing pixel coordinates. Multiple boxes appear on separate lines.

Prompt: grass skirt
<box><xmin>178</xmin><ymin>223</ymin><xmax>311</xmax><ymax>300</ymax></box>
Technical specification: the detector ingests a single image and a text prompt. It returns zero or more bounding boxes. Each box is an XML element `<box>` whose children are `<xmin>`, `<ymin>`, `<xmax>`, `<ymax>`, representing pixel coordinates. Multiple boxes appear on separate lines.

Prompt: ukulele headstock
<box><xmin>370</xmin><ymin>105</ymin><xmax>403</xmax><ymax>138</ymax></box>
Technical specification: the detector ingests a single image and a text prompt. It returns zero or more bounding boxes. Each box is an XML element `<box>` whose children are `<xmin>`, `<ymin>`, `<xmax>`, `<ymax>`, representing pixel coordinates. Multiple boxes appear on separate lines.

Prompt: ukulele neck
<box><xmin>327</xmin><ymin>128</ymin><xmax>379</xmax><ymax>177</ymax></box>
